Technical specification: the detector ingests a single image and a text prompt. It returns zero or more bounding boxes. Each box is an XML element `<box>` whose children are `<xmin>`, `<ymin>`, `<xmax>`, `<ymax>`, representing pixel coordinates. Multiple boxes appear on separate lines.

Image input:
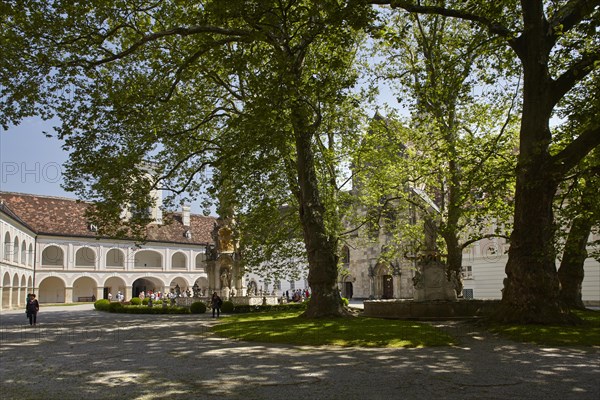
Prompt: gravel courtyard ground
<box><xmin>1</xmin><ymin>304</ymin><xmax>598</xmax><ymax>400</ymax></box>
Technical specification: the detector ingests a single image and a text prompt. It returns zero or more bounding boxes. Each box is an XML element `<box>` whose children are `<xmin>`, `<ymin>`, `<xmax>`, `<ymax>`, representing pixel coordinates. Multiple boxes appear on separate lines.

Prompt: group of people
<box><xmin>138</xmin><ymin>290</ymin><xmax>163</xmax><ymax>301</ymax></box>
<box><xmin>285</xmin><ymin>289</ymin><xmax>310</xmax><ymax>303</ymax></box>
<box><xmin>107</xmin><ymin>291</ymin><xmax>124</xmax><ymax>302</ymax></box>
<box><xmin>25</xmin><ymin>293</ymin><xmax>40</xmax><ymax>326</ymax></box>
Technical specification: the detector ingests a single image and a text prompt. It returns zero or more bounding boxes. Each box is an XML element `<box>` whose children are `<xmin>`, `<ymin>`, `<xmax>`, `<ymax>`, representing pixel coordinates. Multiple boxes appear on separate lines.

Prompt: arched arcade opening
<box><xmin>72</xmin><ymin>276</ymin><xmax>98</xmax><ymax>302</ymax></box>
<box><xmin>104</xmin><ymin>276</ymin><xmax>126</xmax><ymax>300</ymax></box>
<box><xmin>38</xmin><ymin>276</ymin><xmax>66</xmax><ymax>303</ymax></box>
<box><xmin>2</xmin><ymin>272</ymin><xmax>11</xmax><ymax>308</ymax></box>
<box><xmin>169</xmin><ymin>277</ymin><xmax>189</xmax><ymax>295</ymax></box>
<box><xmin>132</xmin><ymin>277</ymin><xmax>164</xmax><ymax>298</ymax></box>
<box><xmin>11</xmin><ymin>273</ymin><xmax>19</xmax><ymax>306</ymax></box>
<box><xmin>20</xmin><ymin>275</ymin><xmax>27</xmax><ymax>306</ymax></box>
<box><xmin>194</xmin><ymin>277</ymin><xmax>209</xmax><ymax>296</ymax></box>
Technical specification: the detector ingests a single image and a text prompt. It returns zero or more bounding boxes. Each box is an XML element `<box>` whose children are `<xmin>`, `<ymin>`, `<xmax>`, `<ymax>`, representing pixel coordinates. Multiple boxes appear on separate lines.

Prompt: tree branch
<box><xmin>158</xmin><ymin>38</ymin><xmax>244</xmax><ymax>103</ymax></box>
<box><xmin>550</xmin><ymin>51</ymin><xmax>600</xmax><ymax>107</ymax></box>
<box><xmin>370</xmin><ymin>0</ymin><xmax>514</xmax><ymax>39</ymax></box>
<box><xmin>461</xmin><ymin>233</ymin><xmax>510</xmax><ymax>250</ymax></box>
<box><xmin>155</xmin><ymin>156</ymin><xmax>224</xmax><ymax>195</ymax></box>
<box><xmin>548</xmin><ymin>0</ymin><xmax>600</xmax><ymax>39</ymax></box>
<box><xmin>552</xmin><ymin>123</ymin><xmax>600</xmax><ymax>175</ymax></box>
<box><xmin>463</xmin><ymin>73</ymin><xmax>521</xmax><ymax>190</ymax></box>
<box><xmin>71</xmin><ymin>25</ymin><xmax>255</xmax><ymax>67</ymax></box>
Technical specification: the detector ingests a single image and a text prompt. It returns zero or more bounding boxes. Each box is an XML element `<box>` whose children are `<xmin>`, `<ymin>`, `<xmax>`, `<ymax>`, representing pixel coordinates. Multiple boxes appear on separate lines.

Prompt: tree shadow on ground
<box><xmin>0</xmin><ymin>310</ymin><xmax>598</xmax><ymax>400</ymax></box>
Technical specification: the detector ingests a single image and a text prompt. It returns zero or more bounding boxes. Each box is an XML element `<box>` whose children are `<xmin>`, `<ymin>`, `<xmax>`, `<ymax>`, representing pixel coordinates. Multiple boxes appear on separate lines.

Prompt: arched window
<box><xmin>28</xmin><ymin>243</ymin><xmax>34</xmax><ymax>266</ymax></box>
<box><xmin>41</xmin><ymin>245</ymin><xmax>64</xmax><ymax>267</ymax></box>
<box><xmin>21</xmin><ymin>240</ymin><xmax>26</xmax><ymax>265</ymax></box>
<box><xmin>75</xmin><ymin>247</ymin><xmax>96</xmax><ymax>267</ymax></box>
<box><xmin>3</xmin><ymin>232</ymin><xmax>10</xmax><ymax>261</ymax></box>
<box><xmin>134</xmin><ymin>250</ymin><xmax>163</xmax><ymax>269</ymax></box>
<box><xmin>13</xmin><ymin>237</ymin><xmax>19</xmax><ymax>263</ymax></box>
<box><xmin>172</xmin><ymin>252</ymin><xmax>187</xmax><ymax>270</ymax></box>
<box><xmin>340</xmin><ymin>245</ymin><xmax>350</xmax><ymax>265</ymax></box>
<box><xmin>195</xmin><ymin>253</ymin><xmax>207</xmax><ymax>271</ymax></box>
<box><xmin>106</xmin><ymin>249</ymin><xmax>125</xmax><ymax>269</ymax></box>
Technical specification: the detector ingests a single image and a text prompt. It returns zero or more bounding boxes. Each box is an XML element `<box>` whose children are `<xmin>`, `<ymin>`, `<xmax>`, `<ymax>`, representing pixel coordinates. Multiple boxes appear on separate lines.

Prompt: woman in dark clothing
<box><xmin>26</xmin><ymin>293</ymin><xmax>40</xmax><ymax>326</ymax></box>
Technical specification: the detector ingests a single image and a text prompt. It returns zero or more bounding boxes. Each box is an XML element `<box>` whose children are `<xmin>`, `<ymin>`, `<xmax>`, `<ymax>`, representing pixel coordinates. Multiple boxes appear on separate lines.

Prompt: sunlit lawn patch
<box><xmin>211</xmin><ymin>311</ymin><xmax>456</xmax><ymax>348</ymax></box>
<box><xmin>487</xmin><ymin>309</ymin><xmax>600</xmax><ymax>347</ymax></box>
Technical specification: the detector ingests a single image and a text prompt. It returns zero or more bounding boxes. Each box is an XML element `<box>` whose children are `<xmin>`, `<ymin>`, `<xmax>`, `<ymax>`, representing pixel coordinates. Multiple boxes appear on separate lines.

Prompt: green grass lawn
<box><xmin>487</xmin><ymin>309</ymin><xmax>600</xmax><ymax>347</ymax></box>
<box><xmin>211</xmin><ymin>311</ymin><xmax>456</xmax><ymax>348</ymax></box>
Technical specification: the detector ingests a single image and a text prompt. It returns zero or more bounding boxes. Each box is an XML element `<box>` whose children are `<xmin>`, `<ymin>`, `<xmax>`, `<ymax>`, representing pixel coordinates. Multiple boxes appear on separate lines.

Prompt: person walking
<box><xmin>211</xmin><ymin>292</ymin><xmax>222</xmax><ymax>318</ymax></box>
<box><xmin>26</xmin><ymin>293</ymin><xmax>40</xmax><ymax>326</ymax></box>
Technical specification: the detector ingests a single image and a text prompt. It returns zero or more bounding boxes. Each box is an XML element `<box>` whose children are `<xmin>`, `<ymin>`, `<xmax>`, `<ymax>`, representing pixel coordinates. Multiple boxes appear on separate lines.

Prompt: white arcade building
<box><xmin>0</xmin><ymin>191</ymin><xmax>216</xmax><ymax>309</ymax></box>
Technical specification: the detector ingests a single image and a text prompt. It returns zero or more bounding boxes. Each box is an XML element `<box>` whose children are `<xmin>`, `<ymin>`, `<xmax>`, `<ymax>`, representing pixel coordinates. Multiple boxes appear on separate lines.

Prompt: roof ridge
<box><xmin>0</xmin><ymin>191</ymin><xmax>216</xmax><ymax>218</ymax></box>
<box><xmin>0</xmin><ymin>190</ymin><xmax>86</xmax><ymax>203</ymax></box>
<box><xmin>0</xmin><ymin>201</ymin><xmax>37</xmax><ymax>232</ymax></box>
<box><xmin>0</xmin><ymin>191</ymin><xmax>216</xmax><ymax>245</ymax></box>
<box><xmin>168</xmin><ymin>210</ymin><xmax>217</xmax><ymax>219</ymax></box>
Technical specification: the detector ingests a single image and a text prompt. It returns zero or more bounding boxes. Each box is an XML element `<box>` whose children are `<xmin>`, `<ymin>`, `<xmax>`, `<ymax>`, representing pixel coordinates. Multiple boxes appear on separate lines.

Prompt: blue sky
<box><xmin>0</xmin><ymin>117</ymin><xmax>70</xmax><ymax>198</ymax></box>
<box><xmin>0</xmin><ymin>117</ymin><xmax>216</xmax><ymax>214</ymax></box>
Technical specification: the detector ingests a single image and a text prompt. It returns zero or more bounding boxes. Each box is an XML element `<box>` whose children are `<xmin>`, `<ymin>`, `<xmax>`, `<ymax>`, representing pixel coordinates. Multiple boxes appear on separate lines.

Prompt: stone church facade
<box><xmin>338</xmin><ymin>219</ymin><xmax>599</xmax><ymax>305</ymax></box>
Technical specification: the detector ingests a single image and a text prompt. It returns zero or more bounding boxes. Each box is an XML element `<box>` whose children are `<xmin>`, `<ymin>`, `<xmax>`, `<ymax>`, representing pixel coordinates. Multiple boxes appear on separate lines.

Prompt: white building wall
<box><xmin>32</xmin><ymin>236</ymin><xmax>210</xmax><ymax>304</ymax></box>
<box><xmin>464</xmin><ymin>254</ymin><xmax>600</xmax><ymax>305</ymax></box>
<box><xmin>582</xmin><ymin>258</ymin><xmax>600</xmax><ymax>305</ymax></box>
<box><xmin>0</xmin><ymin>212</ymin><xmax>36</xmax><ymax>310</ymax></box>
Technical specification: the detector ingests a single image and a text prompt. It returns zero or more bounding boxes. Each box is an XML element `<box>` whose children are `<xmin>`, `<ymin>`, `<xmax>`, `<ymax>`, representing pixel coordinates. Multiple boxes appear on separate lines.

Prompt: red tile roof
<box><xmin>0</xmin><ymin>192</ymin><xmax>216</xmax><ymax>245</ymax></box>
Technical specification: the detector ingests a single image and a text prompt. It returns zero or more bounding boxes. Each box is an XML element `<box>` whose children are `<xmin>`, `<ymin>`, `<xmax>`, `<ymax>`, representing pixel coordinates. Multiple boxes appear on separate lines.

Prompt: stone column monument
<box><xmin>412</xmin><ymin>216</ymin><xmax>456</xmax><ymax>302</ymax></box>
<box><xmin>211</xmin><ymin>216</ymin><xmax>244</xmax><ymax>300</ymax></box>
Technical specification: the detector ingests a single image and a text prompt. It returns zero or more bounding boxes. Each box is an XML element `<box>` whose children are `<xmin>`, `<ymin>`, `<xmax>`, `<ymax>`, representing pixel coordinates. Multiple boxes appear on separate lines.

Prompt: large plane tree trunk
<box><xmin>442</xmin><ymin>160</ymin><xmax>464</xmax><ymax>297</ymax></box>
<box><xmin>444</xmin><ymin>232</ymin><xmax>464</xmax><ymax>297</ymax></box>
<box><xmin>497</xmin><ymin>165</ymin><xmax>567</xmax><ymax>323</ymax></box>
<box><xmin>558</xmin><ymin>217</ymin><xmax>592</xmax><ymax>310</ymax></box>
<box><xmin>495</xmin><ymin>11</ymin><xmax>567</xmax><ymax>323</ymax></box>
<box><xmin>291</xmin><ymin>101</ymin><xmax>348</xmax><ymax>318</ymax></box>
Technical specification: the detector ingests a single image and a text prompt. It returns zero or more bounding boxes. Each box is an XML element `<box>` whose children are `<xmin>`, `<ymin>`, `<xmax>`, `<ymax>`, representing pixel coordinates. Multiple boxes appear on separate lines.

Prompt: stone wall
<box><xmin>363</xmin><ymin>299</ymin><xmax>501</xmax><ymax>319</ymax></box>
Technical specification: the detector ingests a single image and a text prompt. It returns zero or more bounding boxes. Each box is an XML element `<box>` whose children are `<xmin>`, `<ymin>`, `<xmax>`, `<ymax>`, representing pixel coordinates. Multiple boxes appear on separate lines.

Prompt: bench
<box><xmin>77</xmin><ymin>296</ymin><xmax>96</xmax><ymax>302</ymax></box>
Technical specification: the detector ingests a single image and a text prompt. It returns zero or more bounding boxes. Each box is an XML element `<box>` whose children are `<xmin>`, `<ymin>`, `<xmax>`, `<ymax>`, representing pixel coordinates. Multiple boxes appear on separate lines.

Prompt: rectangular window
<box><xmin>461</xmin><ymin>265</ymin><xmax>473</xmax><ymax>280</ymax></box>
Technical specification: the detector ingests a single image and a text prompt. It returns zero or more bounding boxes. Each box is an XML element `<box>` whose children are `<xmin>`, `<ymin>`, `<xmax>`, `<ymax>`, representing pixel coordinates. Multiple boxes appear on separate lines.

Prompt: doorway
<box><xmin>382</xmin><ymin>275</ymin><xmax>393</xmax><ymax>299</ymax></box>
<box><xmin>344</xmin><ymin>282</ymin><xmax>353</xmax><ymax>299</ymax></box>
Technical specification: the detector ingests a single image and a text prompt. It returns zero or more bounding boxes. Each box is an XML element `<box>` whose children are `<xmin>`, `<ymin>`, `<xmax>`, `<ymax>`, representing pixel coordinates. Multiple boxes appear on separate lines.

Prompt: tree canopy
<box><xmin>356</xmin><ymin>7</ymin><xmax>518</xmax><ymax>296</ymax></box>
<box><xmin>1</xmin><ymin>0</ymin><xmax>376</xmax><ymax>317</ymax></box>
<box><xmin>373</xmin><ymin>0</ymin><xmax>600</xmax><ymax>323</ymax></box>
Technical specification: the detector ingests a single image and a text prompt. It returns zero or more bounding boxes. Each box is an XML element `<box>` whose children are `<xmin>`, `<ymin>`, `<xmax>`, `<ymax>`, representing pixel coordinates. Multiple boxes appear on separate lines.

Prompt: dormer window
<box><xmin>184</xmin><ymin>230</ymin><xmax>192</xmax><ymax>239</ymax></box>
<box><xmin>131</xmin><ymin>205</ymin><xmax>151</xmax><ymax>218</ymax></box>
<box><xmin>88</xmin><ymin>223</ymin><xmax>98</xmax><ymax>232</ymax></box>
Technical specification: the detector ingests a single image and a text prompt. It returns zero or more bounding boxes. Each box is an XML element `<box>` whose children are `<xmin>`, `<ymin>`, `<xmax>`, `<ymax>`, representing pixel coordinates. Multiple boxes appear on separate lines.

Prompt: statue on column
<box><xmin>412</xmin><ymin>216</ymin><xmax>456</xmax><ymax>302</ymax></box>
<box><xmin>220</xmin><ymin>268</ymin><xmax>232</xmax><ymax>289</ymax></box>
<box><xmin>212</xmin><ymin>174</ymin><xmax>245</xmax><ymax>298</ymax></box>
